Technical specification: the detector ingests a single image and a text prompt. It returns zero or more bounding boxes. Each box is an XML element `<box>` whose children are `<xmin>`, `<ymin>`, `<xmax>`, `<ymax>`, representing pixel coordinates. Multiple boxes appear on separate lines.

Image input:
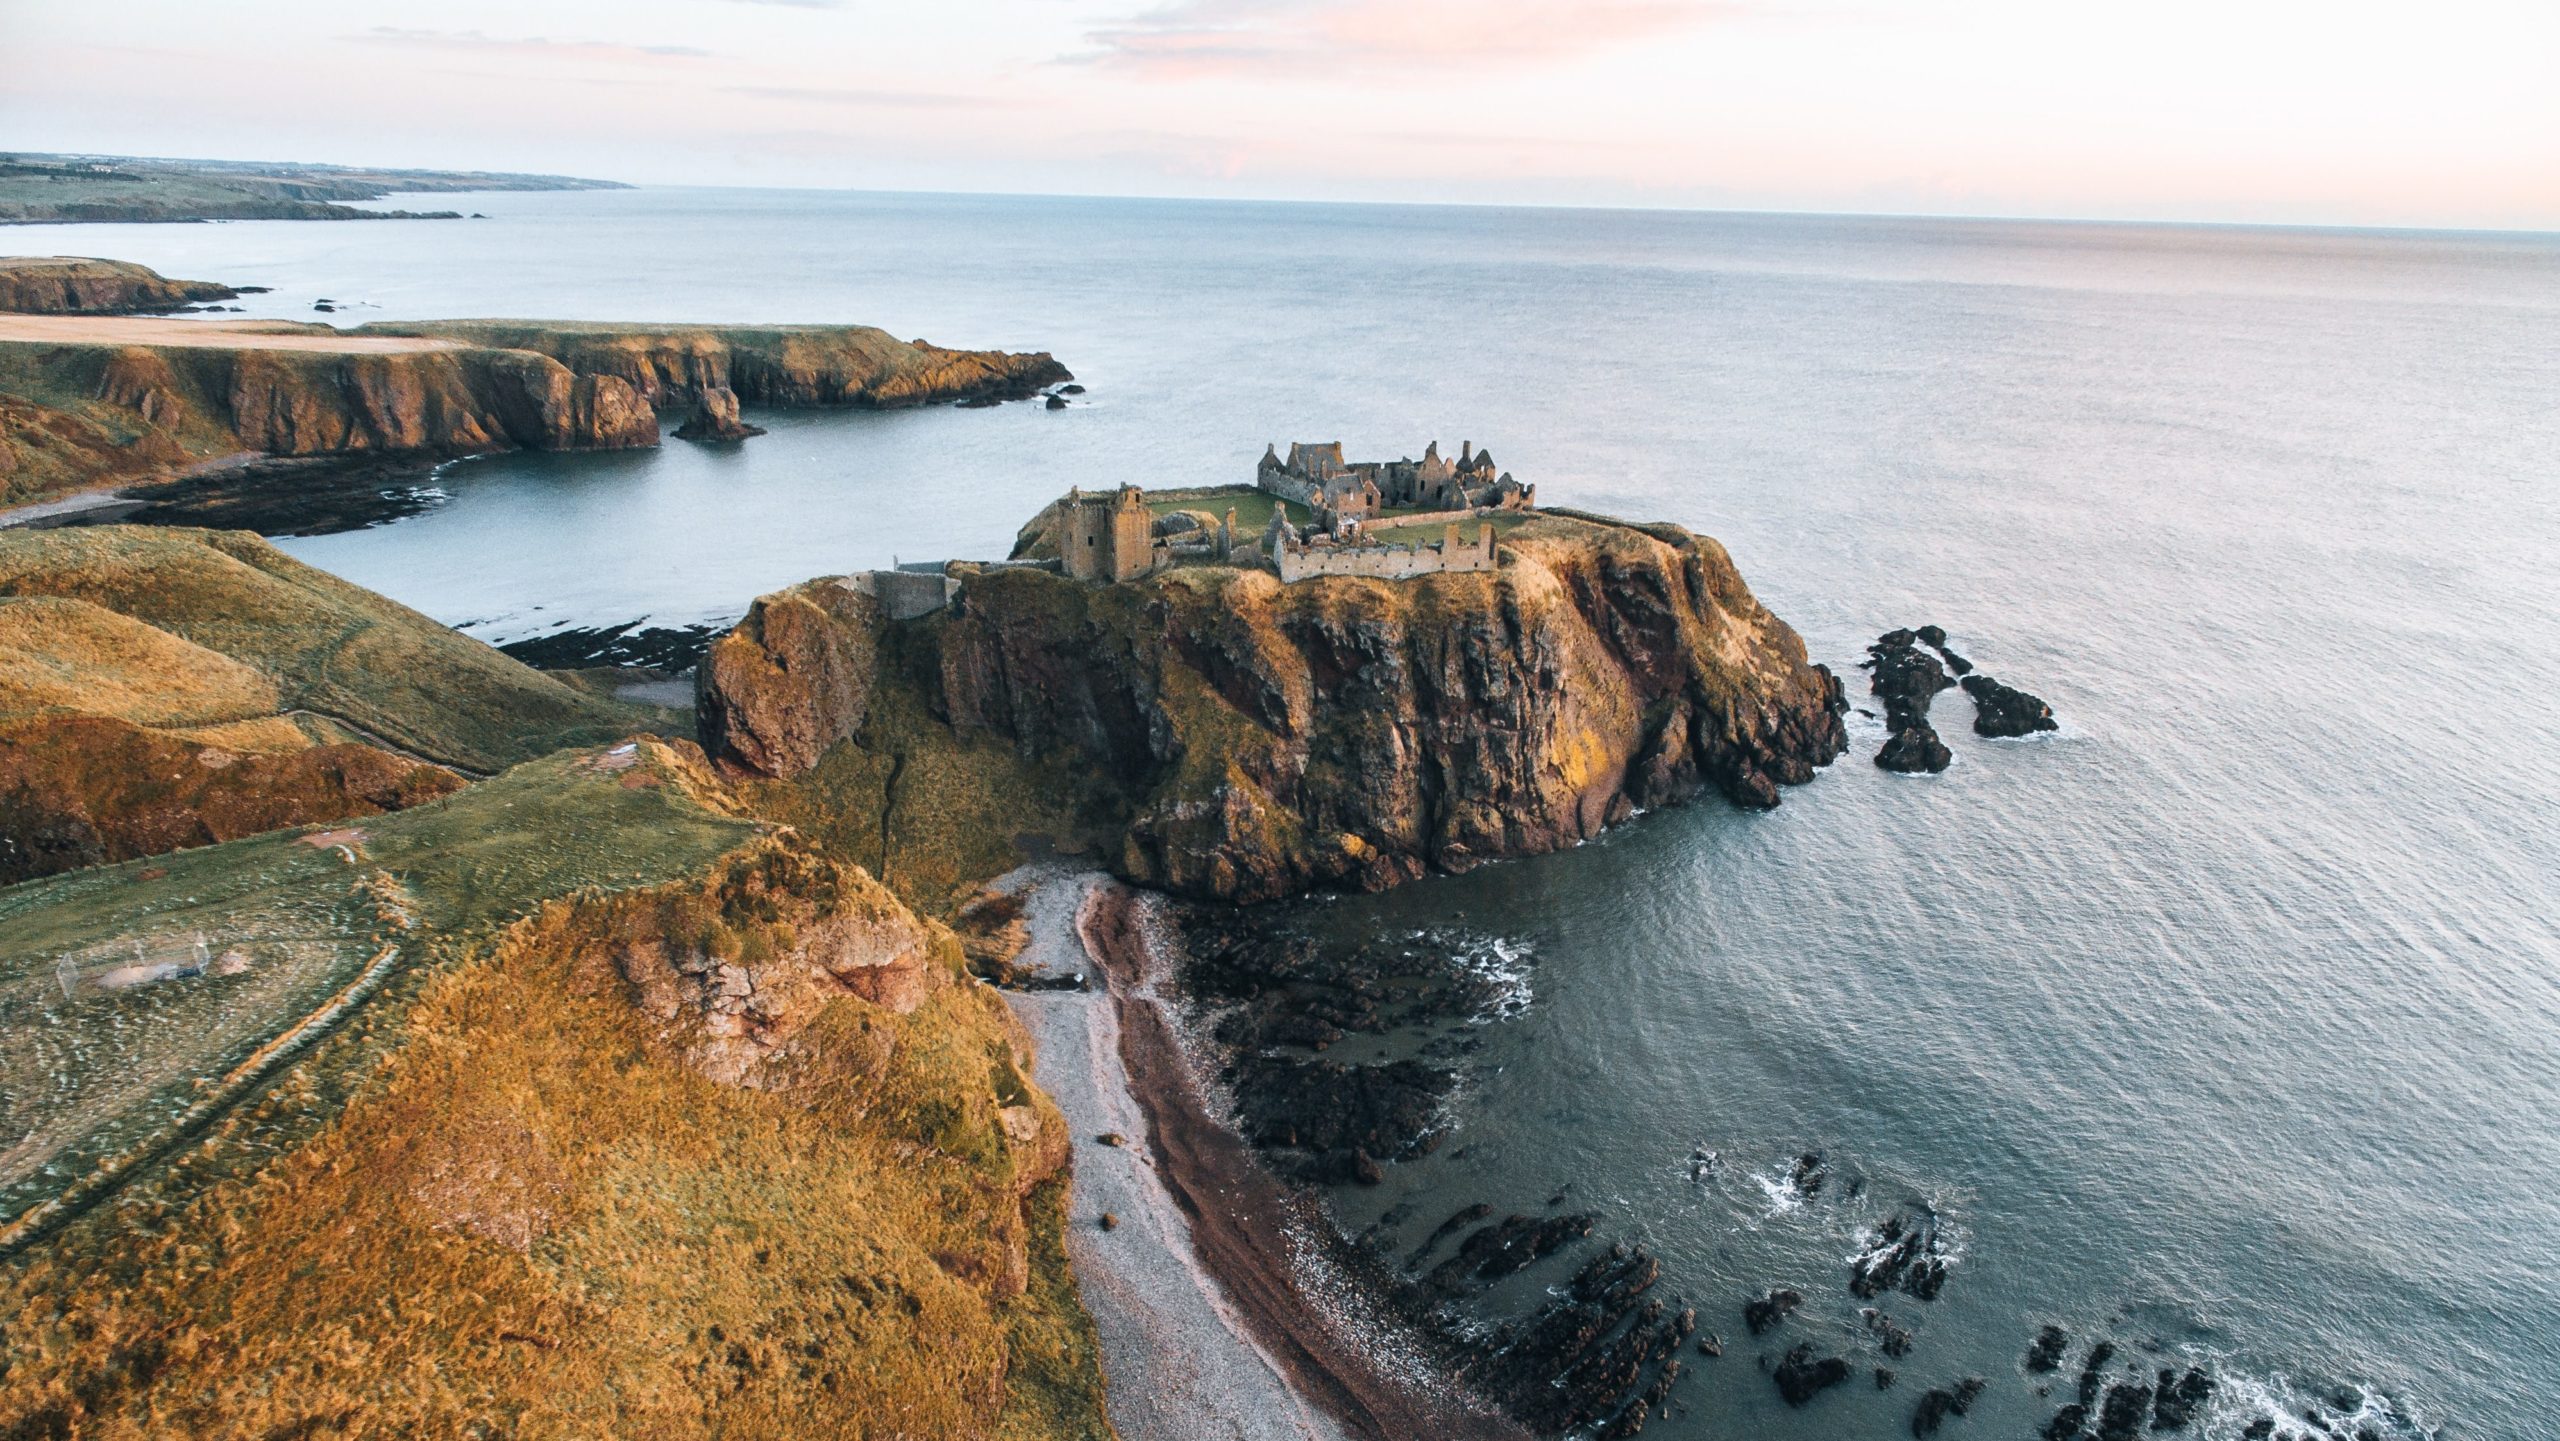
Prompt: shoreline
<box><xmin>1044</xmin><ymin>869</ymin><xmax>1529</xmax><ymax>1441</ymax></box>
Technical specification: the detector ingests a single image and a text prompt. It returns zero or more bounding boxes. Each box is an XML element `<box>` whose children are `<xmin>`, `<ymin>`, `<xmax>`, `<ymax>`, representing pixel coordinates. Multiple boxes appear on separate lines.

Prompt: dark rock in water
<box><xmin>2026</xmin><ymin>1325</ymin><xmax>2071</xmax><ymax>1373</ymax></box>
<box><xmin>1423</xmin><ymin>1212</ymin><xmax>1594</xmax><ymax>1293</ymax></box>
<box><xmin>2093</xmin><ymin>1381</ymin><xmax>2153</xmax><ymax>1441</ymax></box>
<box><xmin>1851</xmin><ymin>1212</ymin><xmax>1954</xmax><ymax>1301</ymax></box>
<box><xmin>1059</xmin><ymin>382</ymin><xmax>1085</xmax><ymax>394</ymax></box>
<box><xmin>2152</xmin><ymin>1367</ymin><xmax>2213</xmax><ymax>1430</ymax></box>
<box><xmin>64</xmin><ymin>453</ymin><xmax>448</xmax><ymax>538</ymax></box>
<box><xmin>1697</xmin><ymin>1334</ymin><xmax>1723</xmax><ymax>1357</ymax></box>
<box><xmin>1045</xmin><ymin>394</ymin><xmax>1069</xmax><ymax>410</ymax></box>
<box><xmin>1961</xmin><ymin>673</ymin><xmax>2058</xmax><ymax>737</ymax></box>
<box><xmin>312</xmin><ymin>300</ymin><xmax>335</xmax><ymax>312</ymax></box>
<box><xmin>499</xmin><ymin>619</ymin><xmax>728</xmax><ymax>674</ymax></box>
<box><xmin>1936</xmin><ymin>645</ymin><xmax>1974</xmax><ymax>676</ymax></box>
<box><xmin>1877</xmin><ymin>1367</ymin><xmax>1897</xmax><ymax>1389</ymax></box>
<box><xmin>1744</xmin><ymin>1287</ymin><xmax>1803</xmax><ymax>1335</ymax></box>
<box><xmin>1791</xmin><ymin>1150</ymin><xmax>1829</xmax><ymax>1196</ymax></box>
<box><xmin>2043</xmin><ymin>1402</ymin><xmax>2090</xmax><ymax>1440</ymax></box>
<box><xmin>1877</xmin><ymin>725</ymin><xmax>1953</xmax><ymax>773</ymax></box>
<box><xmin>1916</xmin><ymin>625</ymin><xmax>1947</xmax><ymax>648</ymax></box>
<box><xmin>1865</xmin><ymin>632</ymin><xmax>1954</xmax><ymax>730</ymax></box>
<box><xmin>674</xmin><ymin>385</ymin><xmax>767</xmax><ymax>442</ymax></box>
<box><xmin>1772</xmin><ymin>1344</ymin><xmax>1851</xmax><ymax>1406</ymax></box>
<box><xmin>1862</xmin><ymin>1309</ymin><xmax>1914</xmax><ymax>1358</ymax></box>
<box><xmin>1404</xmin><ymin>1201</ymin><xmax>1493</xmax><ymax>1271</ymax></box>
<box><xmin>2076</xmin><ymin>1341</ymin><xmax>2115</xmax><ymax>1408</ymax></box>
<box><xmin>1909</xmin><ymin>1376</ymin><xmax>1987</xmax><ymax>1437</ymax></box>
<box><xmin>2240</xmin><ymin>1420</ymin><xmax>2274</xmax><ymax>1440</ymax></box>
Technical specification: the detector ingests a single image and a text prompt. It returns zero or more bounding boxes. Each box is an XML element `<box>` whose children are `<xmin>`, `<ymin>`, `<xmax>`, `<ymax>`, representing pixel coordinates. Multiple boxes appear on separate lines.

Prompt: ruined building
<box><xmin>1262</xmin><ymin>512</ymin><xmax>1500</xmax><ymax>583</ymax></box>
<box><xmin>1255</xmin><ymin>439</ymin><xmax>1534</xmax><ymax>525</ymax></box>
<box><xmin>1058</xmin><ymin>484</ymin><xmax>1155</xmax><ymax>582</ymax></box>
<box><xmin>1055</xmin><ymin>484</ymin><xmax>1239</xmax><ymax>582</ymax></box>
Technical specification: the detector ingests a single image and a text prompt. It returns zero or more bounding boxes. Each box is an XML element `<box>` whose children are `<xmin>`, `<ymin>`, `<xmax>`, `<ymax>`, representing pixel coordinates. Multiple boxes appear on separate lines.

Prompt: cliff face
<box><xmin>0</xmin><ymin>258</ymin><xmax>238</xmax><ymax>314</ymax></box>
<box><xmin>702</xmin><ymin>513</ymin><xmax>1847</xmax><ymax>902</ymax></box>
<box><xmin>0</xmin><ymin>317</ymin><xmax>1073</xmax><ymax>507</ymax></box>
<box><xmin>369</xmin><ymin>321</ymin><xmax>1074</xmax><ymax>410</ymax></box>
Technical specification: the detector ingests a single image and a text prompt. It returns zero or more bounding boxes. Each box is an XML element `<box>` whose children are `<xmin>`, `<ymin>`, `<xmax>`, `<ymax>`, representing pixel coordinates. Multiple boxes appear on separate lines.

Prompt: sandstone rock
<box><xmin>695</xmin><ymin>580</ymin><xmax>883</xmax><ymax>778</ymax></box>
<box><xmin>673</xmin><ymin>385</ymin><xmax>766</xmax><ymax>442</ymax></box>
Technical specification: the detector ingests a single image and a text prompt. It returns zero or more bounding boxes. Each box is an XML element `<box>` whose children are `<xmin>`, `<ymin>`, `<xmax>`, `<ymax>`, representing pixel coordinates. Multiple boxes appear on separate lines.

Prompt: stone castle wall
<box><xmin>1274</xmin><ymin>525</ymin><xmax>1499</xmax><ymax>583</ymax></box>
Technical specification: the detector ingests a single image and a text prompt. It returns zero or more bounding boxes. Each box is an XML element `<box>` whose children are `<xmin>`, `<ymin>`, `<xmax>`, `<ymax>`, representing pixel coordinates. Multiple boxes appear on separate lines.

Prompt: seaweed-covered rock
<box><xmin>1773</xmin><ymin>1344</ymin><xmax>1852</xmax><ymax>1406</ymax></box>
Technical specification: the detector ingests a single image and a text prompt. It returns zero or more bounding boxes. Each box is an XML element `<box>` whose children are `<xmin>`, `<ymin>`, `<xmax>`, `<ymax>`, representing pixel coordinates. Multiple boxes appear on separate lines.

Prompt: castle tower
<box><xmin>1060</xmin><ymin>483</ymin><xmax>1157</xmax><ymax>582</ymax></box>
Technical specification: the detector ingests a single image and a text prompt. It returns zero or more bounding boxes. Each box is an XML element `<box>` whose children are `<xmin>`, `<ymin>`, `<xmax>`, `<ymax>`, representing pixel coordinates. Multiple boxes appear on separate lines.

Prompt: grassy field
<box><xmin>0</xmin><ymin>527</ymin><xmax>657</xmax><ymax>773</ymax></box>
<box><xmin>0</xmin><ymin>738</ymin><xmax>1110</xmax><ymax>1438</ymax></box>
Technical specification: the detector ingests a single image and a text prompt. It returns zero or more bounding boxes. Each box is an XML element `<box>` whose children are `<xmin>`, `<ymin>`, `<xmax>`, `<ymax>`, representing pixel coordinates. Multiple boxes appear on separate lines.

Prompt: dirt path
<box><xmin>0</xmin><ymin>314</ymin><xmax>460</xmax><ymax>352</ymax></box>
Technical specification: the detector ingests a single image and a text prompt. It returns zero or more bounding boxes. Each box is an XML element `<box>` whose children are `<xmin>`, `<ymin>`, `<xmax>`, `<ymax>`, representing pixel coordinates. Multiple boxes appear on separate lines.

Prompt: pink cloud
<box><xmin>348</xmin><ymin>28</ymin><xmax>714</xmax><ymax>65</ymax></box>
<box><xmin>1073</xmin><ymin>0</ymin><xmax>1742</xmax><ymax>78</ymax></box>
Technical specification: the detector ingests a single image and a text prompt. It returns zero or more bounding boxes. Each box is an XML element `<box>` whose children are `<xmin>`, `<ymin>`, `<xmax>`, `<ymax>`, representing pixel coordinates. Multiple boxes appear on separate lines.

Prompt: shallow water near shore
<box><xmin>24</xmin><ymin>191</ymin><xmax>2559</xmax><ymax>1437</ymax></box>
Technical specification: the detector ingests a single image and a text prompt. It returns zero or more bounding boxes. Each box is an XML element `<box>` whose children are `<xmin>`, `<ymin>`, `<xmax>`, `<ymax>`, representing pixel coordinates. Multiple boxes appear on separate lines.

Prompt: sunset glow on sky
<box><xmin>6</xmin><ymin>0</ymin><xmax>2555</xmax><ymax>227</ymax></box>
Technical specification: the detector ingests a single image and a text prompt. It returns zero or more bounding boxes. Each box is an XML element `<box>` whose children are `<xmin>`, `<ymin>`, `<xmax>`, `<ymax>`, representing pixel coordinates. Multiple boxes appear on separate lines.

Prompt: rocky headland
<box><xmin>0</xmin><ymin>153</ymin><xmax>625</xmax><ymax>224</ymax></box>
<box><xmin>0</xmin><ymin>257</ymin><xmax>242</xmax><ymax>315</ymax></box>
<box><xmin>699</xmin><ymin>507</ymin><xmax>1847</xmax><ymax>903</ymax></box>
<box><xmin>0</xmin><ymin>314</ymin><xmax>1071</xmax><ymax>509</ymax></box>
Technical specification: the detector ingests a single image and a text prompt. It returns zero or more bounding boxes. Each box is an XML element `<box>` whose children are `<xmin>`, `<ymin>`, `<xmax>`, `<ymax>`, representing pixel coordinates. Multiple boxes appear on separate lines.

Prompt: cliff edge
<box><xmin>0</xmin><ymin>257</ymin><xmax>239</xmax><ymax>315</ymax></box>
<box><xmin>700</xmin><ymin>510</ymin><xmax>1846</xmax><ymax>903</ymax></box>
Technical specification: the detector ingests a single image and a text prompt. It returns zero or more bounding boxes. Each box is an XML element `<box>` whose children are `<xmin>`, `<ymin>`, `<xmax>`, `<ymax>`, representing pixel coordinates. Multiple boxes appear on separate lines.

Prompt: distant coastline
<box><xmin>0</xmin><ymin>151</ymin><xmax>626</xmax><ymax>225</ymax></box>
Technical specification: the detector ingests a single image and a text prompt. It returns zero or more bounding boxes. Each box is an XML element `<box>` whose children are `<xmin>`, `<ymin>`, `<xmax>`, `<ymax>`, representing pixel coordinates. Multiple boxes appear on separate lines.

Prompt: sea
<box><xmin>20</xmin><ymin>188</ymin><xmax>2556</xmax><ymax>1439</ymax></box>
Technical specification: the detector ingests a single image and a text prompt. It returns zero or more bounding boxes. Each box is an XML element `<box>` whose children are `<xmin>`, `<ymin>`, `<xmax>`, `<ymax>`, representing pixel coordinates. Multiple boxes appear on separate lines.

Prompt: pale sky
<box><xmin>5</xmin><ymin>0</ymin><xmax>2556</xmax><ymax>228</ymax></box>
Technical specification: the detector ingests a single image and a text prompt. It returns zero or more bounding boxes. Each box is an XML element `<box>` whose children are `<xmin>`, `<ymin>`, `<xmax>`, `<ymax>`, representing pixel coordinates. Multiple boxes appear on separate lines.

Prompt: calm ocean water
<box><xmin>25</xmin><ymin>190</ymin><xmax>2557</xmax><ymax>1438</ymax></box>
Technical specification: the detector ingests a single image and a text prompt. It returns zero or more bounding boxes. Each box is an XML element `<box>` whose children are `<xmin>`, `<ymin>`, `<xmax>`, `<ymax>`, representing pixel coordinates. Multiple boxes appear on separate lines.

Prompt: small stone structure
<box><xmin>841</xmin><ymin>564</ymin><xmax>960</xmax><ymax>619</ymax></box>
<box><xmin>1055</xmin><ymin>484</ymin><xmax>1240</xmax><ymax>582</ymax></box>
<box><xmin>1265</xmin><ymin>515</ymin><xmax>1499</xmax><ymax>583</ymax></box>
<box><xmin>1256</xmin><ymin>439</ymin><xmax>1533</xmax><ymax>532</ymax></box>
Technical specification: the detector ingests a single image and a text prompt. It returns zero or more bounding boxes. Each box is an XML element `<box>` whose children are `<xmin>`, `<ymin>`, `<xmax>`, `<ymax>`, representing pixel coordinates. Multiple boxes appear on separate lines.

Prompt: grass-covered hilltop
<box><xmin>0</xmin><ymin>524</ymin><xmax>1108</xmax><ymax>1438</ymax></box>
<box><xmin>0</xmin><ymin>152</ymin><xmax>625</xmax><ymax>224</ymax></box>
<box><xmin>0</xmin><ymin>313</ymin><xmax>1071</xmax><ymax>508</ymax></box>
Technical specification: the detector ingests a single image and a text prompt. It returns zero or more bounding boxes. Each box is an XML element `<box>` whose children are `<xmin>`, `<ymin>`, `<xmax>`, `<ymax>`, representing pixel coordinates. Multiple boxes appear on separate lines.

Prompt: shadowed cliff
<box><xmin>0</xmin><ymin>257</ymin><xmax>239</xmax><ymax>315</ymax></box>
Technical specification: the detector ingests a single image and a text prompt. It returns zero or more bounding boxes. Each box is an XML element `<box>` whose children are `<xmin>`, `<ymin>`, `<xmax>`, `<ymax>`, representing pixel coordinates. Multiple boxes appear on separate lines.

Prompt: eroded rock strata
<box><xmin>701</xmin><ymin>513</ymin><xmax>1847</xmax><ymax>902</ymax></box>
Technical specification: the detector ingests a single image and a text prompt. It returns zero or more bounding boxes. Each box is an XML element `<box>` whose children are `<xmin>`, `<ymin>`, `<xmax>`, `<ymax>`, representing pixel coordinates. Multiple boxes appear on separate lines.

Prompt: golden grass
<box><xmin>0</xmin><ymin>526</ymin><xmax>652</xmax><ymax>773</ymax></box>
<box><xmin>0</xmin><ymin>747</ymin><xmax>1109</xmax><ymax>1439</ymax></box>
<box><xmin>0</xmin><ymin>595</ymin><xmax>277</xmax><ymax>728</ymax></box>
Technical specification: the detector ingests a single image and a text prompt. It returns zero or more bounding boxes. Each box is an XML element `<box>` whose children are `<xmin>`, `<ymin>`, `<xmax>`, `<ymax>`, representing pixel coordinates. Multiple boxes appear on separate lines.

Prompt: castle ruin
<box><xmin>1057</xmin><ymin>483</ymin><xmax>1239</xmax><ymax>582</ymax></box>
<box><xmin>1255</xmin><ymin>439</ymin><xmax>1533</xmax><ymax>532</ymax></box>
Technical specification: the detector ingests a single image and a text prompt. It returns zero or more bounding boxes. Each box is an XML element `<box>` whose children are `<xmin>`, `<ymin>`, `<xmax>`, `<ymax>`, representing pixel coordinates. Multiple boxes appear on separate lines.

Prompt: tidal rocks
<box><xmin>1850</xmin><ymin>1212</ymin><xmax>1952</xmax><ymax>1302</ymax></box>
<box><xmin>1744</xmin><ymin>1287</ymin><xmax>1803</xmax><ymax>1335</ymax></box>
<box><xmin>1861</xmin><ymin>1307</ymin><xmax>1914</xmax><ymax>1357</ymax></box>
<box><xmin>1961</xmin><ymin>672</ymin><xmax>2058</xmax><ymax>737</ymax></box>
<box><xmin>2093</xmin><ymin>1381</ymin><xmax>2154</xmax><ymax>1441</ymax></box>
<box><xmin>1909</xmin><ymin>1377</ymin><xmax>1986</xmax><ymax>1434</ymax></box>
<box><xmin>1877</xmin><ymin>725</ymin><xmax>1953</xmax><ymax>773</ymax></box>
<box><xmin>1864</xmin><ymin>629</ymin><xmax>1955</xmax><ymax>773</ymax></box>
<box><xmin>1790</xmin><ymin>1149</ymin><xmax>1829</xmax><ymax>1197</ymax></box>
<box><xmin>673</xmin><ymin>385</ymin><xmax>766</xmax><ymax>442</ymax></box>
<box><xmin>2026</xmin><ymin>1324</ymin><xmax>2071</xmax><ymax>1373</ymax></box>
<box><xmin>2044</xmin><ymin>1403</ymin><xmax>2091</xmax><ymax>1440</ymax></box>
<box><xmin>1772</xmin><ymin>1343</ymin><xmax>1852</xmax><ymax>1406</ymax></box>
<box><xmin>0</xmin><ymin>257</ymin><xmax>238</xmax><ymax>314</ymax></box>
<box><xmin>2151</xmin><ymin>1367</ymin><xmax>2213</xmax><ymax>1430</ymax></box>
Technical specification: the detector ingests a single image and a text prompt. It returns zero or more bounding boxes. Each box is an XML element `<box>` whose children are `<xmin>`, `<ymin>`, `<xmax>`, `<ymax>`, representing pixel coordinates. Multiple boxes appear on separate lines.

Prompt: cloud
<box><xmin>349</xmin><ymin>28</ymin><xmax>713</xmax><ymax>63</ymax></box>
<box><xmin>1070</xmin><ymin>0</ymin><xmax>1742</xmax><ymax>78</ymax></box>
<box><xmin>724</xmin><ymin>85</ymin><xmax>1037</xmax><ymax>111</ymax></box>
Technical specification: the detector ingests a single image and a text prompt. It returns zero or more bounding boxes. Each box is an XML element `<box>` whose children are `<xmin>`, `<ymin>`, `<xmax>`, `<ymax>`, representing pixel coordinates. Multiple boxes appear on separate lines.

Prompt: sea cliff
<box><xmin>700</xmin><ymin>510</ymin><xmax>1847</xmax><ymax>903</ymax></box>
<box><xmin>0</xmin><ymin>257</ymin><xmax>239</xmax><ymax>315</ymax></box>
<box><xmin>0</xmin><ymin>318</ymin><xmax>1073</xmax><ymax>507</ymax></box>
